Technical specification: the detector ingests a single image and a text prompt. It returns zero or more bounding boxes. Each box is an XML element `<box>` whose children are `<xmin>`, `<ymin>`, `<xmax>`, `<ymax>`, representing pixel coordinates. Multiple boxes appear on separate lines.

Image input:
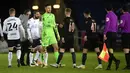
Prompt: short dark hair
<box><xmin>105</xmin><ymin>4</ymin><xmax>113</xmax><ymax>11</ymax></box>
<box><xmin>84</xmin><ymin>9</ymin><xmax>91</xmax><ymax>15</ymax></box>
<box><xmin>45</xmin><ymin>4</ymin><xmax>51</xmax><ymax>8</ymax></box>
<box><xmin>24</xmin><ymin>9</ymin><xmax>31</xmax><ymax>14</ymax></box>
<box><xmin>65</xmin><ymin>8</ymin><xmax>72</xmax><ymax>12</ymax></box>
<box><xmin>122</xmin><ymin>5</ymin><xmax>129</xmax><ymax>12</ymax></box>
<box><xmin>9</xmin><ymin>8</ymin><xmax>15</xmax><ymax>14</ymax></box>
<box><xmin>33</xmin><ymin>10</ymin><xmax>40</xmax><ymax>15</ymax></box>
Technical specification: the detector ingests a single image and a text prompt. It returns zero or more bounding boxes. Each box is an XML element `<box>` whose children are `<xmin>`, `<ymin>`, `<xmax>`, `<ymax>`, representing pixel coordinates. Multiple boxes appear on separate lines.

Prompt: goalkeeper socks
<box><xmin>41</xmin><ymin>53</ymin><xmax>44</xmax><ymax>63</ymax></box>
<box><xmin>29</xmin><ymin>52</ymin><xmax>34</xmax><ymax>65</ymax></box>
<box><xmin>82</xmin><ymin>53</ymin><xmax>87</xmax><ymax>65</ymax></box>
<box><xmin>125</xmin><ymin>53</ymin><xmax>129</xmax><ymax>67</ymax></box>
<box><xmin>44</xmin><ymin>52</ymin><xmax>48</xmax><ymax>65</ymax></box>
<box><xmin>97</xmin><ymin>52</ymin><xmax>102</xmax><ymax>64</ymax></box>
<box><xmin>71</xmin><ymin>52</ymin><xmax>76</xmax><ymax>64</ymax></box>
<box><xmin>54</xmin><ymin>51</ymin><xmax>59</xmax><ymax>61</ymax></box>
<box><xmin>16</xmin><ymin>50</ymin><xmax>21</xmax><ymax>60</ymax></box>
<box><xmin>8</xmin><ymin>52</ymin><xmax>13</xmax><ymax>66</ymax></box>
<box><xmin>108</xmin><ymin>57</ymin><xmax>112</xmax><ymax>68</ymax></box>
<box><xmin>56</xmin><ymin>52</ymin><xmax>64</xmax><ymax>64</ymax></box>
<box><xmin>34</xmin><ymin>51</ymin><xmax>39</xmax><ymax>61</ymax></box>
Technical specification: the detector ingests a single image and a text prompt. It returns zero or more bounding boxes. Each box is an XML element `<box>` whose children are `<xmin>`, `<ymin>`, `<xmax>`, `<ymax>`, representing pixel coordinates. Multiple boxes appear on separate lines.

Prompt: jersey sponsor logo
<box><xmin>10</xmin><ymin>33</ymin><xmax>17</xmax><ymax>35</ymax></box>
<box><xmin>106</xmin><ymin>17</ymin><xmax>110</xmax><ymax>22</ymax></box>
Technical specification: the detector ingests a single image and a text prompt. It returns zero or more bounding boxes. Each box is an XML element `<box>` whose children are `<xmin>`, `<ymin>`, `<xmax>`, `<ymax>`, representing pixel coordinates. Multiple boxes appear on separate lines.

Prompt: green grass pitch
<box><xmin>0</xmin><ymin>52</ymin><xmax>130</xmax><ymax>73</ymax></box>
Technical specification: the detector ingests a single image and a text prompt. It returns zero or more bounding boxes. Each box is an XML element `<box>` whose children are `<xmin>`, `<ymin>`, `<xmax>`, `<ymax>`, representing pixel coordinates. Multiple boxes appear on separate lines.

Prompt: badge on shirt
<box><xmin>106</xmin><ymin>17</ymin><xmax>110</xmax><ymax>22</ymax></box>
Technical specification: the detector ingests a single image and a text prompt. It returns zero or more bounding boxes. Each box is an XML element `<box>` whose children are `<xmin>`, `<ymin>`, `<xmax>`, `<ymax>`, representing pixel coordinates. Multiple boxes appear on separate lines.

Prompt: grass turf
<box><xmin>0</xmin><ymin>52</ymin><xmax>130</xmax><ymax>73</ymax></box>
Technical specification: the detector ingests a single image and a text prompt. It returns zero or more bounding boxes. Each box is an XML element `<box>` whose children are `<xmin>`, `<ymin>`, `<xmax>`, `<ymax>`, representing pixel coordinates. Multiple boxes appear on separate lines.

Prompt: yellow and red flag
<box><xmin>99</xmin><ymin>43</ymin><xmax>109</xmax><ymax>62</ymax></box>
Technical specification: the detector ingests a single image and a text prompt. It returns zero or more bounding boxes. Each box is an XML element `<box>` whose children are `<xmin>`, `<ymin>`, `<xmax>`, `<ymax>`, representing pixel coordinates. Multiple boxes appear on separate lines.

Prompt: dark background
<box><xmin>0</xmin><ymin>0</ymin><xmax>130</xmax><ymax>30</ymax></box>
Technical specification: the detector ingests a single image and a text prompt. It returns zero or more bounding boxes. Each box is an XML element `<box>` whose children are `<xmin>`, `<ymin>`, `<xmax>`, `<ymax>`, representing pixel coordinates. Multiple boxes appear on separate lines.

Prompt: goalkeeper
<box><xmin>40</xmin><ymin>4</ymin><xmax>60</xmax><ymax>67</ymax></box>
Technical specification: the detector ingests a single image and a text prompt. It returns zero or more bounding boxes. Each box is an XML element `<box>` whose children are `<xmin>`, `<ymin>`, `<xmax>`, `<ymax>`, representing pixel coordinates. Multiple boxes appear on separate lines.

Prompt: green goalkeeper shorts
<box><xmin>41</xmin><ymin>28</ymin><xmax>57</xmax><ymax>47</ymax></box>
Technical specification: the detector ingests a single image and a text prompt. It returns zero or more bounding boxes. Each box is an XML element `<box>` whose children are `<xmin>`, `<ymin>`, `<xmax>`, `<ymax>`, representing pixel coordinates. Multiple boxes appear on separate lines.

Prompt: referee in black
<box><xmin>119</xmin><ymin>5</ymin><xmax>130</xmax><ymax>70</ymax></box>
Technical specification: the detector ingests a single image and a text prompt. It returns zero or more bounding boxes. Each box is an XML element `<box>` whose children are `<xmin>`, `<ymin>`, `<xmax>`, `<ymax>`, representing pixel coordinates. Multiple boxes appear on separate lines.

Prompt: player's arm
<box><xmin>71</xmin><ymin>19</ymin><xmax>75</xmax><ymax>32</ymax></box>
<box><xmin>0</xmin><ymin>23</ymin><xmax>3</xmax><ymax>37</ymax></box>
<box><xmin>91</xmin><ymin>19</ymin><xmax>96</xmax><ymax>32</ymax></box>
<box><xmin>52</xmin><ymin>14</ymin><xmax>60</xmax><ymax>41</ymax></box>
<box><xmin>104</xmin><ymin>15</ymin><xmax>110</xmax><ymax>40</ymax></box>
<box><xmin>0</xmin><ymin>22</ymin><xmax>4</xmax><ymax>41</ymax></box>
<box><xmin>19</xmin><ymin>19</ymin><xmax>25</xmax><ymax>39</ymax></box>
<box><xmin>104</xmin><ymin>15</ymin><xmax>110</xmax><ymax>35</ymax></box>
<box><xmin>19</xmin><ymin>25</ymin><xmax>25</xmax><ymax>38</ymax></box>
<box><xmin>39</xmin><ymin>21</ymin><xmax>43</xmax><ymax>39</ymax></box>
<box><xmin>0</xmin><ymin>23</ymin><xmax>4</xmax><ymax>41</ymax></box>
<box><xmin>61</xmin><ymin>26</ymin><xmax>65</xmax><ymax>43</ymax></box>
<box><xmin>3</xmin><ymin>20</ymin><xmax>8</xmax><ymax>34</ymax></box>
<box><xmin>19</xmin><ymin>14</ymin><xmax>24</xmax><ymax>24</ymax></box>
<box><xmin>84</xmin><ymin>19</ymin><xmax>92</xmax><ymax>41</ymax></box>
<box><xmin>119</xmin><ymin>16</ymin><xmax>125</xmax><ymax>28</ymax></box>
<box><xmin>42</xmin><ymin>14</ymin><xmax>48</xmax><ymax>27</ymax></box>
<box><xmin>27</xmin><ymin>20</ymin><xmax>33</xmax><ymax>43</ymax></box>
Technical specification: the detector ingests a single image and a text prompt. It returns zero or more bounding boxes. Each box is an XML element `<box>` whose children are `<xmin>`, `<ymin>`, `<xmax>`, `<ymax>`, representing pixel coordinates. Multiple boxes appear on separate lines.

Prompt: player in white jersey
<box><xmin>3</xmin><ymin>8</ymin><xmax>25</xmax><ymax>68</ymax></box>
<box><xmin>27</xmin><ymin>11</ymin><xmax>48</xmax><ymax>67</ymax></box>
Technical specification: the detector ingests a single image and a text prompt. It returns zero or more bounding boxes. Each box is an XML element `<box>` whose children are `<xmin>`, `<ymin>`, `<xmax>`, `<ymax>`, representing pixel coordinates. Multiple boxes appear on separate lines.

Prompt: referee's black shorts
<box><xmin>106</xmin><ymin>32</ymin><xmax>117</xmax><ymax>49</ymax></box>
<box><xmin>121</xmin><ymin>33</ymin><xmax>130</xmax><ymax>48</ymax></box>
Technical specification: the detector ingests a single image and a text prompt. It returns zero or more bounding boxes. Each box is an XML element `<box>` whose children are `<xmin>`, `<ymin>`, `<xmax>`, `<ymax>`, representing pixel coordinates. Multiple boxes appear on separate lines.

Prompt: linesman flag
<box><xmin>99</xmin><ymin>43</ymin><xmax>109</xmax><ymax>62</ymax></box>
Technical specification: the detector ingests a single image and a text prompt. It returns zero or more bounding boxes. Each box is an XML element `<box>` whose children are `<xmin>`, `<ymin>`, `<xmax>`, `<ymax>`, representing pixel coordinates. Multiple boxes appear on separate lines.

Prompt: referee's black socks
<box><xmin>82</xmin><ymin>53</ymin><xmax>87</xmax><ymax>65</ymax></box>
<box><xmin>97</xmin><ymin>52</ymin><xmax>102</xmax><ymax>64</ymax></box>
<box><xmin>125</xmin><ymin>53</ymin><xmax>129</xmax><ymax>67</ymax></box>
<box><xmin>107</xmin><ymin>57</ymin><xmax>112</xmax><ymax>68</ymax></box>
<box><xmin>109</xmin><ymin>53</ymin><xmax>117</xmax><ymax>62</ymax></box>
<box><xmin>107</xmin><ymin>53</ymin><xmax>114</xmax><ymax>68</ymax></box>
<box><xmin>129</xmin><ymin>51</ymin><xmax>130</xmax><ymax>67</ymax></box>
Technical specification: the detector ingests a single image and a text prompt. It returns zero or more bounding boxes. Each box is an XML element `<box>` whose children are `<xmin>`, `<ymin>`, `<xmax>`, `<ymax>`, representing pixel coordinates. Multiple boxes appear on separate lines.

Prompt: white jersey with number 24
<box><xmin>3</xmin><ymin>17</ymin><xmax>25</xmax><ymax>40</ymax></box>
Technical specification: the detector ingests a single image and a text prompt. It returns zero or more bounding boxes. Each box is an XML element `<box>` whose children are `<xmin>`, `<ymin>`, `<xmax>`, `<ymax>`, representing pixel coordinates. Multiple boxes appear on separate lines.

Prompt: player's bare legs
<box><xmin>94</xmin><ymin>47</ymin><xmax>102</xmax><ymax>69</ymax></box>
